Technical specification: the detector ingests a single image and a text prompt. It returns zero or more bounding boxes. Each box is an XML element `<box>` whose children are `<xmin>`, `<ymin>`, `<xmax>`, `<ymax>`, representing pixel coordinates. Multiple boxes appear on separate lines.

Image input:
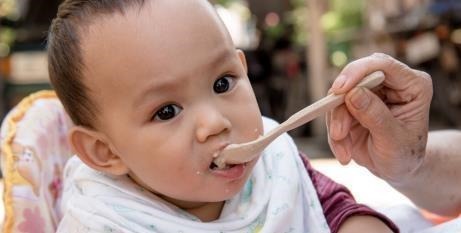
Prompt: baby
<box><xmin>48</xmin><ymin>0</ymin><xmax>397</xmax><ymax>232</ymax></box>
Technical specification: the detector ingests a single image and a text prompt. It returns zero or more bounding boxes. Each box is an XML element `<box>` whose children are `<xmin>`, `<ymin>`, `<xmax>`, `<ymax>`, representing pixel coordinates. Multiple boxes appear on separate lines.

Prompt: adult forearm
<box><xmin>395</xmin><ymin>130</ymin><xmax>461</xmax><ymax>216</ymax></box>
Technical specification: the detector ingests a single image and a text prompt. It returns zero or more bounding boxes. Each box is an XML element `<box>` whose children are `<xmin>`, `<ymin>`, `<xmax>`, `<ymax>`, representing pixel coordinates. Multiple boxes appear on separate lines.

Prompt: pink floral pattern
<box><xmin>49</xmin><ymin>164</ymin><xmax>63</xmax><ymax>206</ymax></box>
<box><xmin>0</xmin><ymin>94</ymin><xmax>74</xmax><ymax>233</ymax></box>
<box><xmin>17</xmin><ymin>207</ymin><xmax>45</xmax><ymax>233</ymax></box>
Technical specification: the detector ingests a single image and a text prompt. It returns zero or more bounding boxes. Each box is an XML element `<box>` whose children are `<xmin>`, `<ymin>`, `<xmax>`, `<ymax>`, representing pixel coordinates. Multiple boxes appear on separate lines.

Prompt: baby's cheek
<box><xmin>252</xmin><ymin>127</ymin><xmax>262</xmax><ymax>138</ymax></box>
<box><xmin>243</xmin><ymin>117</ymin><xmax>263</xmax><ymax>140</ymax></box>
<box><xmin>233</xmin><ymin>88</ymin><xmax>263</xmax><ymax>139</ymax></box>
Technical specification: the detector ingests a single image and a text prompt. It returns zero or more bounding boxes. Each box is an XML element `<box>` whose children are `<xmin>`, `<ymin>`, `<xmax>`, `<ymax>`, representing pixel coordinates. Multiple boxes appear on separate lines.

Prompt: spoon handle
<box><xmin>214</xmin><ymin>71</ymin><xmax>385</xmax><ymax>167</ymax></box>
<box><xmin>276</xmin><ymin>70</ymin><xmax>385</xmax><ymax>134</ymax></box>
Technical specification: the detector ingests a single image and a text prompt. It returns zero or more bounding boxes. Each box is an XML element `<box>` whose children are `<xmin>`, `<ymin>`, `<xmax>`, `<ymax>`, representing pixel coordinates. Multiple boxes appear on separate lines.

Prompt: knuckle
<box><xmin>419</xmin><ymin>70</ymin><xmax>432</xmax><ymax>83</ymax></box>
<box><xmin>343</xmin><ymin>58</ymin><xmax>362</xmax><ymax>71</ymax></box>
<box><xmin>371</xmin><ymin>53</ymin><xmax>404</xmax><ymax>71</ymax></box>
<box><xmin>416</xmin><ymin>70</ymin><xmax>433</xmax><ymax>93</ymax></box>
<box><xmin>371</xmin><ymin>52</ymin><xmax>392</xmax><ymax>60</ymax></box>
<box><xmin>390</xmin><ymin>57</ymin><xmax>410</xmax><ymax>71</ymax></box>
<box><xmin>342</xmin><ymin>57</ymin><xmax>373</xmax><ymax>77</ymax></box>
<box><xmin>370</xmin><ymin>53</ymin><xmax>398</xmax><ymax>66</ymax></box>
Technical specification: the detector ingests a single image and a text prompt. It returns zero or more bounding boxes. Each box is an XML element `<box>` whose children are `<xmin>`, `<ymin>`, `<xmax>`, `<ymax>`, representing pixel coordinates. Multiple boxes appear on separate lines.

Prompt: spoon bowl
<box><xmin>213</xmin><ymin>71</ymin><xmax>385</xmax><ymax>168</ymax></box>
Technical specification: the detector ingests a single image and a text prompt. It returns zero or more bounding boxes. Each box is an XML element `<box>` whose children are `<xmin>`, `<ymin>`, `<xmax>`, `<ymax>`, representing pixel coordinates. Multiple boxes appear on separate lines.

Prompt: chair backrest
<box><xmin>0</xmin><ymin>91</ymin><xmax>74</xmax><ymax>233</ymax></box>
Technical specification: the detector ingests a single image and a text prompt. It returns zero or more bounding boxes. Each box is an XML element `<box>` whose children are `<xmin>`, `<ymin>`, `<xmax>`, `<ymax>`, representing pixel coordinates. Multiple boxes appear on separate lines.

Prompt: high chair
<box><xmin>0</xmin><ymin>91</ymin><xmax>73</xmax><ymax>233</ymax></box>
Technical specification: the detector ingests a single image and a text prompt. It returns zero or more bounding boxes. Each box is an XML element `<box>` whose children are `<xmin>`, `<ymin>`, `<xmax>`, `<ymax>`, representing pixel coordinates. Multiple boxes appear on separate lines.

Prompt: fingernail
<box><xmin>350</xmin><ymin>88</ymin><xmax>370</xmax><ymax>110</ymax></box>
<box><xmin>332</xmin><ymin>75</ymin><xmax>347</xmax><ymax>90</ymax></box>
<box><xmin>334</xmin><ymin>144</ymin><xmax>349</xmax><ymax>165</ymax></box>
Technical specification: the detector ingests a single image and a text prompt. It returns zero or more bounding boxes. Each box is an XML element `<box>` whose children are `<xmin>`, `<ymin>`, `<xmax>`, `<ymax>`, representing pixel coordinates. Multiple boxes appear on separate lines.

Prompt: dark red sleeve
<box><xmin>299</xmin><ymin>153</ymin><xmax>399</xmax><ymax>233</ymax></box>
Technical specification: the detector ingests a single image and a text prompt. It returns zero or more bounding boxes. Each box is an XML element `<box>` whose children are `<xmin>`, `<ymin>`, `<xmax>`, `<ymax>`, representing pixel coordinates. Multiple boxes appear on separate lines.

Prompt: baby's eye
<box><xmin>213</xmin><ymin>75</ymin><xmax>235</xmax><ymax>94</ymax></box>
<box><xmin>153</xmin><ymin>104</ymin><xmax>182</xmax><ymax>121</ymax></box>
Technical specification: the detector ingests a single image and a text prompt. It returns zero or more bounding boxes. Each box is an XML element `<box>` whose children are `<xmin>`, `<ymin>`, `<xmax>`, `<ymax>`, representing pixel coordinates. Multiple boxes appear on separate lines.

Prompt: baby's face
<box><xmin>81</xmin><ymin>0</ymin><xmax>263</xmax><ymax>205</ymax></box>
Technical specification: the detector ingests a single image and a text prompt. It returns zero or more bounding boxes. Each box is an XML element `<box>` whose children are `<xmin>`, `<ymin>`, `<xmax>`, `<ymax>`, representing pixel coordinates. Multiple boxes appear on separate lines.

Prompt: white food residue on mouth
<box><xmin>212</xmin><ymin>151</ymin><xmax>219</xmax><ymax>158</ymax></box>
<box><xmin>210</xmin><ymin>161</ymin><xmax>232</xmax><ymax>170</ymax></box>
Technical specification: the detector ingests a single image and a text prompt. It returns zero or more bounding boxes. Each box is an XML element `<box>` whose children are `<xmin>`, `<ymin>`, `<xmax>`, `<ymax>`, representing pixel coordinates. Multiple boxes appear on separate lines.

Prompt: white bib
<box><xmin>58</xmin><ymin>117</ymin><xmax>330</xmax><ymax>233</ymax></box>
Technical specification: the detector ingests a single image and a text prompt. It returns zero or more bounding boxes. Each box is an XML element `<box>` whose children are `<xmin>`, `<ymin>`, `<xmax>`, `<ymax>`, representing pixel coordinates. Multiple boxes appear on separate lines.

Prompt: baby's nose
<box><xmin>194</xmin><ymin>106</ymin><xmax>231</xmax><ymax>143</ymax></box>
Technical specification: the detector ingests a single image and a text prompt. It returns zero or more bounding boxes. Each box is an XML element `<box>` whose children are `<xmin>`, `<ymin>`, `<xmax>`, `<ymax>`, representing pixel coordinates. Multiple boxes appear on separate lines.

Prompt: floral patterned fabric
<box><xmin>0</xmin><ymin>91</ymin><xmax>74</xmax><ymax>233</ymax></box>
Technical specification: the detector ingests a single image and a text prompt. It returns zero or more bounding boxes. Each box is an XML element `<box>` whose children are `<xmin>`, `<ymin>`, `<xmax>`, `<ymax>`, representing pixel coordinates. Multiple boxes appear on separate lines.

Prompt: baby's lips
<box><xmin>206</xmin><ymin>142</ymin><xmax>230</xmax><ymax>169</ymax></box>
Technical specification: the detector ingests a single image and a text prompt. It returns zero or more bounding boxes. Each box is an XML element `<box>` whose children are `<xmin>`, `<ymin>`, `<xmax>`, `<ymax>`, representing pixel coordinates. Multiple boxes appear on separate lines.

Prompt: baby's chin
<box><xmin>132</xmin><ymin>158</ymin><xmax>259</xmax><ymax>204</ymax></box>
<box><xmin>208</xmin><ymin>159</ymin><xmax>259</xmax><ymax>202</ymax></box>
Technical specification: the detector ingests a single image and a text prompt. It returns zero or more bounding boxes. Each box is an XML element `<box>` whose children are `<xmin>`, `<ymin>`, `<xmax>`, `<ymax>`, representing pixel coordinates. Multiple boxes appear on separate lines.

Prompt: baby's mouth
<box><xmin>209</xmin><ymin>161</ymin><xmax>236</xmax><ymax>170</ymax></box>
<box><xmin>208</xmin><ymin>159</ymin><xmax>248</xmax><ymax>180</ymax></box>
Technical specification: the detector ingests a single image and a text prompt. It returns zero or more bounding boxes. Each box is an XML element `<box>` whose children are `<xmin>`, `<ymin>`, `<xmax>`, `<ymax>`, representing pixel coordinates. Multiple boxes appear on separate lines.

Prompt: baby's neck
<box><xmin>128</xmin><ymin>173</ymin><xmax>225</xmax><ymax>221</ymax></box>
<box><xmin>184</xmin><ymin>201</ymin><xmax>226</xmax><ymax>222</ymax></box>
<box><xmin>159</xmin><ymin>195</ymin><xmax>225</xmax><ymax>221</ymax></box>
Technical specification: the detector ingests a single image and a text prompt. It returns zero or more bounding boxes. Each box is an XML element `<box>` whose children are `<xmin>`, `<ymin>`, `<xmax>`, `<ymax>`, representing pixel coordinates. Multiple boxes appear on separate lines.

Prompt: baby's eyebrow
<box><xmin>134</xmin><ymin>80</ymin><xmax>174</xmax><ymax>108</ymax></box>
<box><xmin>134</xmin><ymin>49</ymin><xmax>236</xmax><ymax>107</ymax></box>
<box><xmin>208</xmin><ymin>48</ymin><xmax>235</xmax><ymax>69</ymax></box>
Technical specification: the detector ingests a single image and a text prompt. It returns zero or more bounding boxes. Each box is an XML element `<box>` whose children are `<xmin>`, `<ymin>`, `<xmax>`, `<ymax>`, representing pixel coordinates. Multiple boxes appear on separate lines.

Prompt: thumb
<box><xmin>344</xmin><ymin>87</ymin><xmax>399</xmax><ymax>136</ymax></box>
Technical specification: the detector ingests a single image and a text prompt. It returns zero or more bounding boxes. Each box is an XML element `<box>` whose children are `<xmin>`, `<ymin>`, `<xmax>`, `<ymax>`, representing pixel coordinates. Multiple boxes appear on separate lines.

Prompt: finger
<box><xmin>331</xmin><ymin>53</ymin><xmax>430</xmax><ymax>94</ymax></box>
<box><xmin>386</xmin><ymin>73</ymin><xmax>433</xmax><ymax>104</ymax></box>
<box><xmin>326</xmin><ymin>108</ymin><xmax>332</xmax><ymax>132</ymax></box>
<box><xmin>346</xmin><ymin>130</ymin><xmax>375</xmax><ymax>168</ymax></box>
<box><xmin>329</xmin><ymin>104</ymin><xmax>353</xmax><ymax>141</ymax></box>
<box><xmin>326</xmin><ymin>111</ymin><xmax>351</xmax><ymax>164</ymax></box>
<box><xmin>345</xmin><ymin>87</ymin><xmax>400</xmax><ymax>137</ymax></box>
<box><xmin>328</xmin><ymin>136</ymin><xmax>352</xmax><ymax>165</ymax></box>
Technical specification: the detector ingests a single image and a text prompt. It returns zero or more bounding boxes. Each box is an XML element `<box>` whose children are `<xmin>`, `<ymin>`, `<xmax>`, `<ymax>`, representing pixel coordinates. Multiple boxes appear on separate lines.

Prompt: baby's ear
<box><xmin>236</xmin><ymin>49</ymin><xmax>248</xmax><ymax>73</ymax></box>
<box><xmin>68</xmin><ymin>126</ymin><xmax>129</xmax><ymax>176</ymax></box>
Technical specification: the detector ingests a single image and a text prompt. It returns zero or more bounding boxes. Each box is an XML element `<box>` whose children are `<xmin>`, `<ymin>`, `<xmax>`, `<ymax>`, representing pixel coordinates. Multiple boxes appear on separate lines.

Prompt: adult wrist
<box><xmin>386</xmin><ymin>150</ymin><xmax>426</xmax><ymax>190</ymax></box>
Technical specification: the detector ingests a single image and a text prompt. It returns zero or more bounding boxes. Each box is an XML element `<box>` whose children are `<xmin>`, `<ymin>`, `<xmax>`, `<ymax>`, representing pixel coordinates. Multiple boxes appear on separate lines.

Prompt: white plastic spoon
<box><xmin>213</xmin><ymin>71</ymin><xmax>385</xmax><ymax>168</ymax></box>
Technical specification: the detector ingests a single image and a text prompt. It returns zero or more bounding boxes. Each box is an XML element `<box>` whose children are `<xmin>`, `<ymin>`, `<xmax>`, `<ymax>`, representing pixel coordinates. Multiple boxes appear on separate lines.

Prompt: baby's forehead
<box><xmin>82</xmin><ymin>0</ymin><xmax>233</xmax><ymax>70</ymax></box>
<box><xmin>80</xmin><ymin>0</ymin><xmax>236</xmax><ymax>97</ymax></box>
<box><xmin>86</xmin><ymin>1</ymin><xmax>229</xmax><ymax>48</ymax></box>
<box><xmin>82</xmin><ymin>0</ymin><xmax>228</xmax><ymax>42</ymax></box>
<box><xmin>124</xmin><ymin>0</ymin><xmax>224</xmax><ymax>28</ymax></box>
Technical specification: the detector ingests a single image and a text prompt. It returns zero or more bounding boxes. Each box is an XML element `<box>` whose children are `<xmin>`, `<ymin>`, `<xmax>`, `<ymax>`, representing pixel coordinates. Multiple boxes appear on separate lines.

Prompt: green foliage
<box><xmin>286</xmin><ymin>4</ymin><xmax>308</xmax><ymax>46</ymax></box>
<box><xmin>0</xmin><ymin>0</ymin><xmax>17</xmax><ymax>57</ymax></box>
<box><xmin>323</xmin><ymin>0</ymin><xmax>363</xmax><ymax>33</ymax></box>
<box><xmin>264</xmin><ymin>24</ymin><xmax>286</xmax><ymax>41</ymax></box>
<box><xmin>287</xmin><ymin>0</ymin><xmax>364</xmax><ymax>44</ymax></box>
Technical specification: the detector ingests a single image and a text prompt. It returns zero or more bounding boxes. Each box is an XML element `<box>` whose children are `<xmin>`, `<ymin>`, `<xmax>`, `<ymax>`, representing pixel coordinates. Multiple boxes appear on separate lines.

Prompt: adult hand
<box><xmin>326</xmin><ymin>53</ymin><xmax>433</xmax><ymax>185</ymax></box>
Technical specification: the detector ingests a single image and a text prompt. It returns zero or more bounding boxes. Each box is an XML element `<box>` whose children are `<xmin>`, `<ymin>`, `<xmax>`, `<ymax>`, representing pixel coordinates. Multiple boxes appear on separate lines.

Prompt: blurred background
<box><xmin>0</xmin><ymin>0</ymin><xmax>460</xmax><ymax>158</ymax></box>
